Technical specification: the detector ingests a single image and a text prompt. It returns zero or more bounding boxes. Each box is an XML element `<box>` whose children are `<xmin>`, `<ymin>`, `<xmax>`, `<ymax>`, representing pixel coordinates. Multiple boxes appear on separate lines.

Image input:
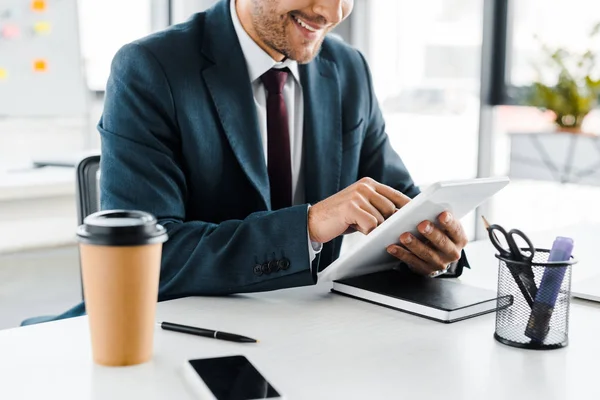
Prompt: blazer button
<box><xmin>261</xmin><ymin>262</ymin><xmax>271</xmax><ymax>274</ymax></box>
<box><xmin>269</xmin><ymin>260</ymin><xmax>279</xmax><ymax>272</ymax></box>
<box><xmin>253</xmin><ymin>264</ymin><xmax>263</xmax><ymax>276</ymax></box>
<box><xmin>278</xmin><ymin>258</ymin><xmax>291</xmax><ymax>270</ymax></box>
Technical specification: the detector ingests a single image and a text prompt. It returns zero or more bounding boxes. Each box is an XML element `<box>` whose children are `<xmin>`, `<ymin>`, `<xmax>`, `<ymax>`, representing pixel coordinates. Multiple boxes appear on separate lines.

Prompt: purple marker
<box><xmin>525</xmin><ymin>237</ymin><xmax>574</xmax><ymax>341</ymax></box>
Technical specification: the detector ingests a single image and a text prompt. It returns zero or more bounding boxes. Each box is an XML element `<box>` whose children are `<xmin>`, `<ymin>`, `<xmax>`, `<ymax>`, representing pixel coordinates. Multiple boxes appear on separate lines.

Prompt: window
<box><xmin>491</xmin><ymin>0</ymin><xmax>600</xmax><ymax>232</ymax></box>
<box><xmin>368</xmin><ymin>0</ymin><xmax>483</xmax><ymax>186</ymax></box>
<box><xmin>509</xmin><ymin>0</ymin><xmax>600</xmax><ymax>88</ymax></box>
<box><xmin>77</xmin><ymin>0</ymin><xmax>153</xmax><ymax>91</ymax></box>
<box><xmin>366</xmin><ymin>0</ymin><xmax>484</xmax><ymax>238</ymax></box>
<box><xmin>501</xmin><ymin>0</ymin><xmax>600</xmax><ymax>136</ymax></box>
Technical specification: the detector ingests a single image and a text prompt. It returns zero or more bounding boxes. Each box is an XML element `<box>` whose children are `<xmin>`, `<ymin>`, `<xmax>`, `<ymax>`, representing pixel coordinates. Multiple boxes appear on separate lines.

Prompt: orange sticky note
<box><xmin>33</xmin><ymin>21</ymin><xmax>51</xmax><ymax>34</ymax></box>
<box><xmin>33</xmin><ymin>59</ymin><xmax>48</xmax><ymax>72</ymax></box>
<box><xmin>0</xmin><ymin>68</ymin><xmax>7</xmax><ymax>80</ymax></box>
<box><xmin>31</xmin><ymin>0</ymin><xmax>47</xmax><ymax>12</ymax></box>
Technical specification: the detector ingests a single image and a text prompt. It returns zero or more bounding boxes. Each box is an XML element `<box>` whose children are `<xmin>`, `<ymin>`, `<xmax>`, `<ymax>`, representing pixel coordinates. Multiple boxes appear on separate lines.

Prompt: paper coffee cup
<box><xmin>77</xmin><ymin>210</ymin><xmax>168</xmax><ymax>366</ymax></box>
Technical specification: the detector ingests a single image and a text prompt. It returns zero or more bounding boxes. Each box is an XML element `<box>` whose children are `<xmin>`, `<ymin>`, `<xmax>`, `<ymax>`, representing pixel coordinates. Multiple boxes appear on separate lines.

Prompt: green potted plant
<box><xmin>529</xmin><ymin>23</ymin><xmax>600</xmax><ymax>134</ymax></box>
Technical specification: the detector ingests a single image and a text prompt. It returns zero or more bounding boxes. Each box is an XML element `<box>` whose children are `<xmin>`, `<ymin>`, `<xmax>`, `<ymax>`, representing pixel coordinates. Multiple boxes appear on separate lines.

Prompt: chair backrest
<box><xmin>75</xmin><ymin>155</ymin><xmax>101</xmax><ymax>224</ymax></box>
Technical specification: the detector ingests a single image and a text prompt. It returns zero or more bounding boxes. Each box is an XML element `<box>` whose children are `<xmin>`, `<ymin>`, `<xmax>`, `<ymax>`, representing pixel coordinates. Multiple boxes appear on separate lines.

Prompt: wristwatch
<box><xmin>433</xmin><ymin>250</ymin><xmax>470</xmax><ymax>278</ymax></box>
<box><xmin>429</xmin><ymin>262</ymin><xmax>453</xmax><ymax>278</ymax></box>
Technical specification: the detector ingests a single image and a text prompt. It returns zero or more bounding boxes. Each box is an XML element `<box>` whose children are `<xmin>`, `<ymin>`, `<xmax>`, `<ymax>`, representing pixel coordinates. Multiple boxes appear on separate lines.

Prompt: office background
<box><xmin>1</xmin><ymin>0</ymin><xmax>600</xmax><ymax>329</ymax></box>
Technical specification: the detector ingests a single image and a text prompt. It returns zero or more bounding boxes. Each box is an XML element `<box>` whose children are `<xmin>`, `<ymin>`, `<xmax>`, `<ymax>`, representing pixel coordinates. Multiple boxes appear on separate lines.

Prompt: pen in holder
<box><xmin>494</xmin><ymin>248</ymin><xmax>577</xmax><ymax>350</ymax></box>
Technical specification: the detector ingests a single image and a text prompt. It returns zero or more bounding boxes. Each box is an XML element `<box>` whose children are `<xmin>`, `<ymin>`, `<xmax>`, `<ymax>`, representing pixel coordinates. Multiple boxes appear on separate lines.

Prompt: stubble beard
<box><xmin>250</xmin><ymin>0</ymin><xmax>327</xmax><ymax>64</ymax></box>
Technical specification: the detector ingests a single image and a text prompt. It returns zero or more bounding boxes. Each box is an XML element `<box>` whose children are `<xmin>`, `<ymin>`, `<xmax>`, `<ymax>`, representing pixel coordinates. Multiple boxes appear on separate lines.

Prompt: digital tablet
<box><xmin>319</xmin><ymin>176</ymin><xmax>510</xmax><ymax>282</ymax></box>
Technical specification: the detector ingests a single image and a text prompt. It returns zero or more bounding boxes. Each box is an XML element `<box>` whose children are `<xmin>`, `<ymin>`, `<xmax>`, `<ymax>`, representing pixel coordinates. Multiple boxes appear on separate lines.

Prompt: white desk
<box><xmin>1</xmin><ymin>225</ymin><xmax>599</xmax><ymax>400</ymax></box>
<box><xmin>0</xmin><ymin>167</ymin><xmax>77</xmax><ymax>254</ymax></box>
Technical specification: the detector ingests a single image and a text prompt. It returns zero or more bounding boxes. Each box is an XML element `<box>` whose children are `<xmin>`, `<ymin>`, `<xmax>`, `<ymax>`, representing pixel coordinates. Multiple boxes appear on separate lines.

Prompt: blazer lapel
<box><xmin>201</xmin><ymin>1</ymin><xmax>271</xmax><ymax>209</ymax></box>
<box><xmin>300</xmin><ymin>57</ymin><xmax>342</xmax><ymax>205</ymax></box>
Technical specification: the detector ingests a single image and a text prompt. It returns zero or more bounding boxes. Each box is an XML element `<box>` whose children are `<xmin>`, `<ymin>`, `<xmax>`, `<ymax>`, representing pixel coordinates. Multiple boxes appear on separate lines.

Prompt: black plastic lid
<box><xmin>77</xmin><ymin>210</ymin><xmax>168</xmax><ymax>246</ymax></box>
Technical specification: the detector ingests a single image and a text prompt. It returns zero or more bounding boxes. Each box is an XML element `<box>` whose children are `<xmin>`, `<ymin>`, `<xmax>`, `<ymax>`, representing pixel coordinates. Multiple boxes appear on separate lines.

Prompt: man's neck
<box><xmin>235</xmin><ymin>0</ymin><xmax>285</xmax><ymax>62</ymax></box>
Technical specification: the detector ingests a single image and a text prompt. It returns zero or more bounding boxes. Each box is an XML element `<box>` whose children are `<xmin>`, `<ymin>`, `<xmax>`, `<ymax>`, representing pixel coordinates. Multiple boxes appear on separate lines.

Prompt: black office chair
<box><xmin>75</xmin><ymin>155</ymin><xmax>101</xmax><ymax>225</ymax></box>
<box><xmin>74</xmin><ymin>155</ymin><xmax>100</xmax><ymax>301</ymax></box>
<box><xmin>20</xmin><ymin>155</ymin><xmax>101</xmax><ymax>323</ymax></box>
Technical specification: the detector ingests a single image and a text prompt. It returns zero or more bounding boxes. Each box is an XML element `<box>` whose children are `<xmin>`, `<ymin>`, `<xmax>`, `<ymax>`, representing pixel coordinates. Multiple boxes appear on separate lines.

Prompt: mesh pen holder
<box><xmin>494</xmin><ymin>249</ymin><xmax>577</xmax><ymax>350</ymax></box>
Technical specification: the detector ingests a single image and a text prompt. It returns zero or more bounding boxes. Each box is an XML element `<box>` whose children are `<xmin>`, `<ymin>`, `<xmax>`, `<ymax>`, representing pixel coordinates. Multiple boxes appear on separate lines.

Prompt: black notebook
<box><xmin>331</xmin><ymin>269</ymin><xmax>512</xmax><ymax>323</ymax></box>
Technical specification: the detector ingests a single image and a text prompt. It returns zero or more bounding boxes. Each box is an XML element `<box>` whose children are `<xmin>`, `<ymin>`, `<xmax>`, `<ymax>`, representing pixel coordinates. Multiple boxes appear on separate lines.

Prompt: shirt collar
<box><xmin>230</xmin><ymin>0</ymin><xmax>300</xmax><ymax>83</ymax></box>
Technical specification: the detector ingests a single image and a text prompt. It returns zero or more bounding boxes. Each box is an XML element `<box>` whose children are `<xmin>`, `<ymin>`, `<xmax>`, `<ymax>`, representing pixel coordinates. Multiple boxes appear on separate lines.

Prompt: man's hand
<box><xmin>386</xmin><ymin>211</ymin><xmax>468</xmax><ymax>277</ymax></box>
<box><xmin>307</xmin><ymin>177</ymin><xmax>411</xmax><ymax>244</ymax></box>
<box><xmin>307</xmin><ymin>177</ymin><xmax>468</xmax><ymax>277</ymax></box>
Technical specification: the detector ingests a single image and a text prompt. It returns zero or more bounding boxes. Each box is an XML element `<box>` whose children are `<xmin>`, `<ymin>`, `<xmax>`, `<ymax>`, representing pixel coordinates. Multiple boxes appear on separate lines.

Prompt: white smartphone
<box><xmin>181</xmin><ymin>355</ymin><xmax>284</xmax><ymax>400</ymax></box>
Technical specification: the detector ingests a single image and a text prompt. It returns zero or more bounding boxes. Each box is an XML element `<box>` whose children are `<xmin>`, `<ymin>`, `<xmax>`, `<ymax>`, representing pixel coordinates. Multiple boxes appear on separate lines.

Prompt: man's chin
<box><xmin>287</xmin><ymin>43</ymin><xmax>322</xmax><ymax>64</ymax></box>
<box><xmin>291</xmin><ymin>52</ymin><xmax>316</xmax><ymax>64</ymax></box>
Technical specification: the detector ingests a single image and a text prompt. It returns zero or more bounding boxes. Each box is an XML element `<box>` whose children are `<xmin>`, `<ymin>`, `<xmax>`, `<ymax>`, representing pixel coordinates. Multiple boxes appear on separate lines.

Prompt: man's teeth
<box><xmin>294</xmin><ymin>16</ymin><xmax>318</xmax><ymax>32</ymax></box>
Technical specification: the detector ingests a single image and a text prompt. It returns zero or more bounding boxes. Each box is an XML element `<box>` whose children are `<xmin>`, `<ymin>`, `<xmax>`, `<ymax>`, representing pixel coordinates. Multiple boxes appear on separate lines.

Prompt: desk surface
<box><xmin>1</xmin><ymin>225</ymin><xmax>599</xmax><ymax>400</ymax></box>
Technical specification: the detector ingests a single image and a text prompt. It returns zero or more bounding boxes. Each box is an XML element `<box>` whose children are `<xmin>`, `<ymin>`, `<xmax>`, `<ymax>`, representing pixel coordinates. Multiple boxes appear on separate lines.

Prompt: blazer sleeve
<box><xmin>99</xmin><ymin>43</ymin><xmax>314</xmax><ymax>301</ymax></box>
<box><xmin>354</xmin><ymin>51</ymin><xmax>469</xmax><ymax>276</ymax></box>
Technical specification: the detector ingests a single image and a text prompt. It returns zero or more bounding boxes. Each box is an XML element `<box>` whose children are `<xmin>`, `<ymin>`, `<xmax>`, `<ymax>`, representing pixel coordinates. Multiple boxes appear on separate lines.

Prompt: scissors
<box><xmin>482</xmin><ymin>217</ymin><xmax>535</xmax><ymax>262</ymax></box>
<box><xmin>482</xmin><ymin>217</ymin><xmax>538</xmax><ymax>308</ymax></box>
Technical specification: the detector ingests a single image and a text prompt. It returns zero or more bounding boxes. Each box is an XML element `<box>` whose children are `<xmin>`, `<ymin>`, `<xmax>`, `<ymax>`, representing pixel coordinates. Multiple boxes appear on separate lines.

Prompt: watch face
<box><xmin>439</xmin><ymin>260</ymin><xmax>463</xmax><ymax>278</ymax></box>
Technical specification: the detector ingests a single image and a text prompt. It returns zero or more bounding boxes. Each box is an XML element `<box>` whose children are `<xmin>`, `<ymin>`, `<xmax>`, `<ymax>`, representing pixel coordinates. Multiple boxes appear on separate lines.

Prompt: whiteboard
<box><xmin>0</xmin><ymin>0</ymin><xmax>87</xmax><ymax>116</ymax></box>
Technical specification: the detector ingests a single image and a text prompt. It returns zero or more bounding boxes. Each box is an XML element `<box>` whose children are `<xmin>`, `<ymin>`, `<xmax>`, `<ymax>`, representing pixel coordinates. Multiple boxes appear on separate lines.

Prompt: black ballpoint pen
<box><xmin>158</xmin><ymin>321</ymin><xmax>259</xmax><ymax>343</ymax></box>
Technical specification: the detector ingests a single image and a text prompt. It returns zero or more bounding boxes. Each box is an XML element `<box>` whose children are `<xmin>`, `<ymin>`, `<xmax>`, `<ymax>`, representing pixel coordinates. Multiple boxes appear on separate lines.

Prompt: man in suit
<box><xmin>24</xmin><ymin>0</ymin><xmax>469</xmax><ymax>324</ymax></box>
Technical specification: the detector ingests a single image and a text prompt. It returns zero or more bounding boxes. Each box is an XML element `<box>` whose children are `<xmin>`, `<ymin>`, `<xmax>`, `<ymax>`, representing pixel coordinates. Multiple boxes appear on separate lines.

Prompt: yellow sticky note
<box><xmin>34</xmin><ymin>21</ymin><xmax>51</xmax><ymax>34</ymax></box>
<box><xmin>33</xmin><ymin>59</ymin><xmax>48</xmax><ymax>72</ymax></box>
<box><xmin>0</xmin><ymin>69</ymin><xmax>7</xmax><ymax>80</ymax></box>
<box><xmin>32</xmin><ymin>0</ymin><xmax>47</xmax><ymax>12</ymax></box>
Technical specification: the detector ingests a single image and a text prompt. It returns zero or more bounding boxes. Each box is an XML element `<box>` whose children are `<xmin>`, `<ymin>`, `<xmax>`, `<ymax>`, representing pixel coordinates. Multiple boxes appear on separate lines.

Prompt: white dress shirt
<box><xmin>230</xmin><ymin>0</ymin><xmax>322</xmax><ymax>262</ymax></box>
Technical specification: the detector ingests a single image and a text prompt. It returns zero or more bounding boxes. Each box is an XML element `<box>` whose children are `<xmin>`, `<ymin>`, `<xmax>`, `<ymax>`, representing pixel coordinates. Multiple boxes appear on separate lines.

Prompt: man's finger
<box><xmin>351</xmin><ymin>206</ymin><xmax>379</xmax><ymax>235</ymax></box>
<box><xmin>368</xmin><ymin>192</ymin><xmax>397</xmax><ymax>219</ymax></box>
<box><xmin>399</xmin><ymin>233</ymin><xmax>448</xmax><ymax>270</ymax></box>
<box><xmin>417</xmin><ymin>221</ymin><xmax>461</xmax><ymax>263</ymax></box>
<box><xmin>357</xmin><ymin>198</ymin><xmax>385</xmax><ymax>226</ymax></box>
<box><xmin>374</xmin><ymin>183</ymin><xmax>411</xmax><ymax>209</ymax></box>
<box><xmin>438</xmin><ymin>212</ymin><xmax>468</xmax><ymax>247</ymax></box>
<box><xmin>386</xmin><ymin>245</ymin><xmax>435</xmax><ymax>276</ymax></box>
<box><xmin>356</xmin><ymin>182</ymin><xmax>397</xmax><ymax>219</ymax></box>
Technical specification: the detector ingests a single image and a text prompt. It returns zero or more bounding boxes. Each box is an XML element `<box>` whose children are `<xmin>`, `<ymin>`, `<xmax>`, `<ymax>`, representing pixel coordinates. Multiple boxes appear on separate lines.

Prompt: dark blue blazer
<box><xmin>102</xmin><ymin>0</ymin><xmax>422</xmax><ymax>298</ymax></box>
<box><xmin>23</xmin><ymin>0</ymin><xmax>424</xmax><ymax>323</ymax></box>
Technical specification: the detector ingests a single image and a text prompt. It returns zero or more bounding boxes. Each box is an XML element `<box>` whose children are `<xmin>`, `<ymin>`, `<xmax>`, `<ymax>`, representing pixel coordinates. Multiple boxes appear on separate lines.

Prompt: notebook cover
<box><xmin>331</xmin><ymin>269</ymin><xmax>508</xmax><ymax>323</ymax></box>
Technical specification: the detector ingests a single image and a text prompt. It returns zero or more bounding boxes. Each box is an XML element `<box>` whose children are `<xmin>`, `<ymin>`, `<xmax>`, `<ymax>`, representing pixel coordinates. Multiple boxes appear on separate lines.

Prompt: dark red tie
<box><xmin>261</xmin><ymin>68</ymin><xmax>292</xmax><ymax>210</ymax></box>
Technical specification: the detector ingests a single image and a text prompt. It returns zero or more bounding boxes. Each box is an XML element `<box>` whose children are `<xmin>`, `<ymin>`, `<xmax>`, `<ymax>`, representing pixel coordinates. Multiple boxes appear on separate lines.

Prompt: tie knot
<box><xmin>261</xmin><ymin>68</ymin><xmax>289</xmax><ymax>95</ymax></box>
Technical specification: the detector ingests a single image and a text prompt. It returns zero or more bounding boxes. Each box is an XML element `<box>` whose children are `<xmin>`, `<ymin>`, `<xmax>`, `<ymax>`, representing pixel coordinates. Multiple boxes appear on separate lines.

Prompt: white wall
<box><xmin>171</xmin><ymin>0</ymin><xmax>218</xmax><ymax>24</ymax></box>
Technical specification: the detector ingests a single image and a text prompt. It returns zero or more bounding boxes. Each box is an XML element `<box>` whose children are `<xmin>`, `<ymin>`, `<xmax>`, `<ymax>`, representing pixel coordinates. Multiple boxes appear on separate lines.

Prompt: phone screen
<box><xmin>188</xmin><ymin>356</ymin><xmax>280</xmax><ymax>400</ymax></box>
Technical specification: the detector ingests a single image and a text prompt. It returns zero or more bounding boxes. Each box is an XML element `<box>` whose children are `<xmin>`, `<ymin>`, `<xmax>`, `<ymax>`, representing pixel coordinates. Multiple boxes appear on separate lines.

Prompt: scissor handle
<box><xmin>487</xmin><ymin>224</ymin><xmax>513</xmax><ymax>259</ymax></box>
<box><xmin>506</xmin><ymin>229</ymin><xmax>535</xmax><ymax>261</ymax></box>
